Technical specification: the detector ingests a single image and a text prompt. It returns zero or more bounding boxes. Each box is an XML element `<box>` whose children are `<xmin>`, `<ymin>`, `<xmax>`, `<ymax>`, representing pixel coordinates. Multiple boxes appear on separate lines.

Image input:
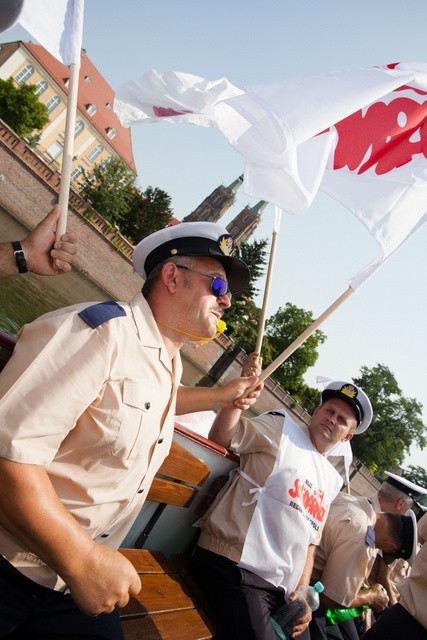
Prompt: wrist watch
<box><xmin>11</xmin><ymin>241</ymin><xmax>28</xmax><ymax>274</ymax></box>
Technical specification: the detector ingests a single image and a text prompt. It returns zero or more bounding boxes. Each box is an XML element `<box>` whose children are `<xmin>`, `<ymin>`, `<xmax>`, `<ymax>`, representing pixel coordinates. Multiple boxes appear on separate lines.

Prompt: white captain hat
<box><xmin>384</xmin><ymin>471</ymin><xmax>427</xmax><ymax>500</ymax></box>
<box><xmin>132</xmin><ymin>222</ymin><xmax>250</xmax><ymax>294</ymax></box>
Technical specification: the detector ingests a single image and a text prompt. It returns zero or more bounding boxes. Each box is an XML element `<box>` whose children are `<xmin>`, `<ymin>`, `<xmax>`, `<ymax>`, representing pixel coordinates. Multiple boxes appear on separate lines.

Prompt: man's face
<box><xmin>309</xmin><ymin>397</ymin><xmax>358</xmax><ymax>455</ymax></box>
<box><xmin>177</xmin><ymin>256</ymin><xmax>231</xmax><ymax>338</ymax></box>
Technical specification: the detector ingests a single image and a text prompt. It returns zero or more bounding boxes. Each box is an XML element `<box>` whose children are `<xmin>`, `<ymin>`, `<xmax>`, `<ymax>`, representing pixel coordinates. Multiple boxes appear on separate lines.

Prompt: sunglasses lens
<box><xmin>211</xmin><ymin>277</ymin><xmax>230</xmax><ymax>298</ymax></box>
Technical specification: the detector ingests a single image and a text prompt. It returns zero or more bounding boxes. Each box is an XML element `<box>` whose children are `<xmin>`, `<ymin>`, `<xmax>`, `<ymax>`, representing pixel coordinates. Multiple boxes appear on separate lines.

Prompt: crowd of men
<box><xmin>0</xmin><ymin>205</ymin><xmax>425</xmax><ymax>640</ymax></box>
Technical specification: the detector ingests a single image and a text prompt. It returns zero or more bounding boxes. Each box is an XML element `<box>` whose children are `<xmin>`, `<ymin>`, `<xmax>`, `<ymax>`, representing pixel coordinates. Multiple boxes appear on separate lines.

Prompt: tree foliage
<box><xmin>80</xmin><ymin>159</ymin><xmax>173</xmax><ymax>242</ymax></box>
<box><xmin>223</xmin><ymin>238</ymin><xmax>269</xmax><ymax>347</ymax></box>
<box><xmin>351</xmin><ymin>364</ymin><xmax>426</xmax><ymax>475</ymax></box>
<box><xmin>0</xmin><ymin>77</ymin><xmax>49</xmax><ymax>137</ymax></box>
<box><xmin>80</xmin><ymin>157</ymin><xmax>135</xmax><ymax>227</ymax></box>
<box><xmin>119</xmin><ymin>185</ymin><xmax>173</xmax><ymax>244</ymax></box>
<box><xmin>265</xmin><ymin>303</ymin><xmax>326</xmax><ymax>399</ymax></box>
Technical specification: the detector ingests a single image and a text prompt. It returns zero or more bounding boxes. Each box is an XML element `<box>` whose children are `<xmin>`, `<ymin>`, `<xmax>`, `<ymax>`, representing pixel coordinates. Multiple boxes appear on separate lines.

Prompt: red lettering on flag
<box><xmin>332</xmin><ymin>92</ymin><xmax>427</xmax><ymax>175</ymax></box>
<box><xmin>153</xmin><ymin>106</ymin><xmax>194</xmax><ymax>117</ymax></box>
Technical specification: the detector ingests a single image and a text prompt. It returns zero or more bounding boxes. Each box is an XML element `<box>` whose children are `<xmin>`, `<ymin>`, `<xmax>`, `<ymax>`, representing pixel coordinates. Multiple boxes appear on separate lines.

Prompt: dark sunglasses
<box><xmin>176</xmin><ymin>265</ymin><xmax>232</xmax><ymax>300</ymax></box>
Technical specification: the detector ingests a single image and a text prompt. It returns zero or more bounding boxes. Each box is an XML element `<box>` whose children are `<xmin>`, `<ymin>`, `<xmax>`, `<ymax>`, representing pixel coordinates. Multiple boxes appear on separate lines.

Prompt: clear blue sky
<box><xmin>5</xmin><ymin>0</ymin><xmax>427</xmax><ymax>471</ymax></box>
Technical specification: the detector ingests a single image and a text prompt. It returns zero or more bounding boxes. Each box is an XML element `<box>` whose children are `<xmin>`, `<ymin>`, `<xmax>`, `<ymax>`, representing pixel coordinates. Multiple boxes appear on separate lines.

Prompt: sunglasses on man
<box><xmin>176</xmin><ymin>265</ymin><xmax>232</xmax><ymax>300</ymax></box>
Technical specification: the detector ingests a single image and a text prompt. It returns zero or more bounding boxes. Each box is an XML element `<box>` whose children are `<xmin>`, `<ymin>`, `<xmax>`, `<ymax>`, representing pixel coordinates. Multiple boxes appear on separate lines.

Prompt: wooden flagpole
<box><xmin>254</xmin><ymin>206</ymin><xmax>282</xmax><ymax>354</ymax></box>
<box><xmin>258</xmin><ymin>286</ymin><xmax>355</xmax><ymax>384</ymax></box>
<box><xmin>56</xmin><ymin>62</ymin><xmax>80</xmax><ymax>240</ymax></box>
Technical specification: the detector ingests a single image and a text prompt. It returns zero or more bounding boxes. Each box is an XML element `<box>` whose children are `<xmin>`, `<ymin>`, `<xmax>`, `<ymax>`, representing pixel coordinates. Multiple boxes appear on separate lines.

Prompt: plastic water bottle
<box><xmin>271</xmin><ymin>581</ymin><xmax>324</xmax><ymax>639</ymax></box>
<box><xmin>325</xmin><ymin>605</ymin><xmax>368</xmax><ymax>626</ymax></box>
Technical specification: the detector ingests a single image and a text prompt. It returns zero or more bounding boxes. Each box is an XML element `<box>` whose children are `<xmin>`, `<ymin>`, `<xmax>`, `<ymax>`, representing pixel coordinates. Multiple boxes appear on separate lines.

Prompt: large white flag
<box><xmin>115</xmin><ymin>62</ymin><xmax>427</xmax><ymax>288</ymax></box>
<box><xmin>0</xmin><ymin>0</ymin><xmax>84</xmax><ymax>67</ymax></box>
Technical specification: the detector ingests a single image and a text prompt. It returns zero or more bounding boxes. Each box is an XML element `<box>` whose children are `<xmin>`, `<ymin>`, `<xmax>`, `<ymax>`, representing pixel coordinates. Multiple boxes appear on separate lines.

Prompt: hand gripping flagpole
<box><xmin>254</xmin><ymin>206</ymin><xmax>282</xmax><ymax>355</ymax></box>
<box><xmin>56</xmin><ymin>62</ymin><xmax>80</xmax><ymax>240</ymax></box>
<box><xmin>257</xmin><ymin>286</ymin><xmax>354</xmax><ymax>385</ymax></box>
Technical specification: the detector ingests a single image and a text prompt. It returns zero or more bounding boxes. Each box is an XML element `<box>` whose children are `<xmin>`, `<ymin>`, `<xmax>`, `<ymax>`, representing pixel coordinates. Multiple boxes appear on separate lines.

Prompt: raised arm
<box><xmin>0</xmin><ymin>205</ymin><xmax>78</xmax><ymax>278</ymax></box>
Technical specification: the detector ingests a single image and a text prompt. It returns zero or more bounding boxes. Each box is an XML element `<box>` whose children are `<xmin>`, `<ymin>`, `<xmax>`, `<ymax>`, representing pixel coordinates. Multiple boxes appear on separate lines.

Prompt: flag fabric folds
<box><xmin>114</xmin><ymin>62</ymin><xmax>427</xmax><ymax>288</ymax></box>
<box><xmin>0</xmin><ymin>0</ymin><xmax>84</xmax><ymax>67</ymax></box>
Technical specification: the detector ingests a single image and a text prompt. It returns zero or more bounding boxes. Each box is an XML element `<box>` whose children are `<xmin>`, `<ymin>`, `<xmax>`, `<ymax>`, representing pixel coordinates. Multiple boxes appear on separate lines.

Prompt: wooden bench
<box><xmin>118</xmin><ymin>548</ymin><xmax>214</xmax><ymax>640</ymax></box>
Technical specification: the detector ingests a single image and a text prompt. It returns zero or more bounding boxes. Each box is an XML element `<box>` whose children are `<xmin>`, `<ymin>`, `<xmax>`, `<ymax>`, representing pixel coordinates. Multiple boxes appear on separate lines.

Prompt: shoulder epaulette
<box><xmin>78</xmin><ymin>301</ymin><xmax>126</xmax><ymax>329</ymax></box>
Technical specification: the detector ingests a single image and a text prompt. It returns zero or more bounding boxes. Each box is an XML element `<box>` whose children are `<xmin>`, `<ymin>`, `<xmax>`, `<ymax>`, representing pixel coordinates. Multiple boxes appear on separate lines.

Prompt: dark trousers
<box><xmin>0</xmin><ymin>555</ymin><xmax>124</xmax><ymax>640</ymax></box>
<box><xmin>192</xmin><ymin>546</ymin><xmax>311</xmax><ymax>640</ymax></box>
<box><xmin>362</xmin><ymin>603</ymin><xmax>427</xmax><ymax>640</ymax></box>
<box><xmin>309</xmin><ymin>609</ymin><xmax>360</xmax><ymax>640</ymax></box>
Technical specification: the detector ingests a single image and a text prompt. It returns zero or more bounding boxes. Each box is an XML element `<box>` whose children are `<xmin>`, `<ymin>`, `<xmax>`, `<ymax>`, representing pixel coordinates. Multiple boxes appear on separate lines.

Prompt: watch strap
<box><xmin>11</xmin><ymin>241</ymin><xmax>28</xmax><ymax>274</ymax></box>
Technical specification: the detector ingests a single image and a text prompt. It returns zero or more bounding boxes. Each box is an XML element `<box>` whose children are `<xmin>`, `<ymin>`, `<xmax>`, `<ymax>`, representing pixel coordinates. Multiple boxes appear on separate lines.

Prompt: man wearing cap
<box><xmin>367</xmin><ymin>471</ymin><xmax>427</xmax><ymax>607</ymax></box>
<box><xmin>308</xmin><ymin>495</ymin><xmax>417</xmax><ymax>640</ymax></box>
<box><xmin>0</xmin><ymin>222</ymin><xmax>259</xmax><ymax>640</ymax></box>
<box><xmin>191</xmin><ymin>380</ymin><xmax>372</xmax><ymax>640</ymax></box>
<box><xmin>363</xmin><ymin>512</ymin><xmax>427</xmax><ymax>640</ymax></box>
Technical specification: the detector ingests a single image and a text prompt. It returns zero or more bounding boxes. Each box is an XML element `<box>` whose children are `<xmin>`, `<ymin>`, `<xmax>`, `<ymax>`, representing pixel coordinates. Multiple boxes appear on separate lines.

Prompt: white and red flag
<box><xmin>115</xmin><ymin>62</ymin><xmax>427</xmax><ymax>287</ymax></box>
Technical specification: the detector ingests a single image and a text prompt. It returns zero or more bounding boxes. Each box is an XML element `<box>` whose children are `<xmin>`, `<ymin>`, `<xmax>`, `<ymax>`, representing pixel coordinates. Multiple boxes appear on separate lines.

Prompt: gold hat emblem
<box><xmin>218</xmin><ymin>234</ymin><xmax>234</xmax><ymax>256</ymax></box>
<box><xmin>340</xmin><ymin>384</ymin><xmax>358</xmax><ymax>398</ymax></box>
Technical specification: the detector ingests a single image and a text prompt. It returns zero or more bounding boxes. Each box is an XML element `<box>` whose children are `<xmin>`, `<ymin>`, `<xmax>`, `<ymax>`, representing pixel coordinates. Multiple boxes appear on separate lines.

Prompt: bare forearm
<box><xmin>208</xmin><ymin>407</ymin><xmax>242</xmax><ymax>448</ymax></box>
<box><xmin>296</xmin><ymin>544</ymin><xmax>316</xmax><ymax>589</ymax></box>
<box><xmin>0</xmin><ymin>242</ymin><xmax>19</xmax><ymax>278</ymax></box>
<box><xmin>176</xmin><ymin>385</ymin><xmax>224</xmax><ymax>415</ymax></box>
<box><xmin>0</xmin><ymin>458</ymin><xmax>94</xmax><ymax>578</ymax></box>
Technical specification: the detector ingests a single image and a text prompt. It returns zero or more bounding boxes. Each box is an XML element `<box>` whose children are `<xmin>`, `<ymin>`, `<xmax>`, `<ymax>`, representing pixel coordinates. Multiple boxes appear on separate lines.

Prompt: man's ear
<box><xmin>341</xmin><ymin>433</ymin><xmax>353</xmax><ymax>443</ymax></box>
<box><xmin>160</xmin><ymin>262</ymin><xmax>179</xmax><ymax>294</ymax></box>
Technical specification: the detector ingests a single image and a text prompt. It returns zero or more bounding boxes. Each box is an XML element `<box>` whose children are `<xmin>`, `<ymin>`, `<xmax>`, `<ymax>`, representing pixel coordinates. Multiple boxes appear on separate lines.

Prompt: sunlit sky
<box><xmin>4</xmin><ymin>0</ymin><xmax>427</xmax><ymax>471</ymax></box>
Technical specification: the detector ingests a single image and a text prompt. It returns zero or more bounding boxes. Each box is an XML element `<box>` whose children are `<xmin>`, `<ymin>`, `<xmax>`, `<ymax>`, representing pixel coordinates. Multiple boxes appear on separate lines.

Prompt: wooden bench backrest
<box><xmin>147</xmin><ymin>439</ymin><xmax>210</xmax><ymax>508</ymax></box>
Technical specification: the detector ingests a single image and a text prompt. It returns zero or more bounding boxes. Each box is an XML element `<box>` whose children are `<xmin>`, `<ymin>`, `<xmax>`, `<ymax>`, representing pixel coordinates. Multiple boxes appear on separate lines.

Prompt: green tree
<box><xmin>119</xmin><ymin>186</ymin><xmax>173</xmax><ymax>244</ymax></box>
<box><xmin>265</xmin><ymin>303</ymin><xmax>327</xmax><ymax>397</ymax></box>
<box><xmin>223</xmin><ymin>238</ymin><xmax>269</xmax><ymax>353</ymax></box>
<box><xmin>351</xmin><ymin>364</ymin><xmax>426</xmax><ymax>475</ymax></box>
<box><xmin>0</xmin><ymin>77</ymin><xmax>49</xmax><ymax>137</ymax></box>
<box><xmin>80</xmin><ymin>157</ymin><xmax>136</xmax><ymax>227</ymax></box>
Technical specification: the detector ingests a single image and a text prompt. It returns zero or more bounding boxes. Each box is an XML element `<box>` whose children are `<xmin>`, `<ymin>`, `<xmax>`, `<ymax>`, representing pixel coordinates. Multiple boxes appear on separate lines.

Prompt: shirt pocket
<box><xmin>111</xmin><ymin>378</ymin><xmax>150</xmax><ymax>460</ymax></box>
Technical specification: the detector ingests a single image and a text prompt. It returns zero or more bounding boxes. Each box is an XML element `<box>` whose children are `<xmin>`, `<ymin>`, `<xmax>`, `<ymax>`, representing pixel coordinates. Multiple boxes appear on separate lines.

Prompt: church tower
<box><xmin>226</xmin><ymin>201</ymin><xmax>268</xmax><ymax>246</ymax></box>
<box><xmin>182</xmin><ymin>176</ymin><xmax>243</xmax><ymax>223</ymax></box>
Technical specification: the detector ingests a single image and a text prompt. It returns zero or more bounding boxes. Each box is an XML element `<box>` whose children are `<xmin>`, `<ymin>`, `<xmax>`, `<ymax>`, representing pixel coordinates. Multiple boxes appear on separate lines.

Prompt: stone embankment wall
<box><xmin>0</xmin><ymin>119</ymin><xmax>379</xmax><ymax>496</ymax></box>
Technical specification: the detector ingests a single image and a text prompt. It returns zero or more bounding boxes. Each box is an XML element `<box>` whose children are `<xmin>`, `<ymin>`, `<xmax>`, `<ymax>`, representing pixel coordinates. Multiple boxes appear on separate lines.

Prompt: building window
<box><xmin>86</xmin><ymin>103</ymin><xmax>98</xmax><ymax>116</ymax></box>
<box><xmin>34</xmin><ymin>80</ymin><xmax>48</xmax><ymax>96</ymax></box>
<box><xmin>105</xmin><ymin>102</ymin><xmax>112</xmax><ymax>110</ymax></box>
<box><xmin>15</xmin><ymin>64</ymin><xmax>34</xmax><ymax>85</ymax></box>
<box><xmin>106</xmin><ymin>127</ymin><xmax>117</xmax><ymax>139</ymax></box>
<box><xmin>74</xmin><ymin>119</ymin><xmax>84</xmax><ymax>138</ymax></box>
<box><xmin>47</xmin><ymin>140</ymin><xmax>64</xmax><ymax>160</ymax></box>
<box><xmin>71</xmin><ymin>164</ymin><xmax>84</xmax><ymax>180</ymax></box>
<box><xmin>84</xmin><ymin>76</ymin><xmax>91</xmax><ymax>83</ymax></box>
<box><xmin>46</xmin><ymin>95</ymin><xmax>61</xmax><ymax>114</ymax></box>
<box><xmin>86</xmin><ymin>144</ymin><xmax>104</xmax><ymax>162</ymax></box>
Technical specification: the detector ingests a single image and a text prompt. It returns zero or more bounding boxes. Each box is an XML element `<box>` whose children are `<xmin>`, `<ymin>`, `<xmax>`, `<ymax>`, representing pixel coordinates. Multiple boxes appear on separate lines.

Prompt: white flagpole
<box><xmin>258</xmin><ymin>286</ymin><xmax>354</xmax><ymax>384</ymax></box>
<box><xmin>56</xmin><ymin>62</ymin><xmax>80</xmax><ymax>239</ymax></box>
<box><xmin>255</xmin><ymin>206</ymin><xmax>282</xmax><ymax>354</ymax></box>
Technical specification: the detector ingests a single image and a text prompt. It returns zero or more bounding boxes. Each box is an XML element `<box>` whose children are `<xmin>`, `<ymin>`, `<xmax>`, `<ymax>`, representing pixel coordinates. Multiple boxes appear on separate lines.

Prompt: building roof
<box><xmin>24</xmin><ymin>41</ymin><xmax>136</xmax><ymax>173</ymax></box>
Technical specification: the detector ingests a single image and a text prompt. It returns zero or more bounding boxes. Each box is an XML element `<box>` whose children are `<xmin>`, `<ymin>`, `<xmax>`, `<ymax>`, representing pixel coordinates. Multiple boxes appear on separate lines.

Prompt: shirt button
<box><xmin>158</xmin><ymin>437</ymin><xmax>164</xmax><ymax>444</ymax></box>
<box><xmin>145</xmin><ymin>402</ymin><xmax>151</xmax><ymax>410</ymax></box>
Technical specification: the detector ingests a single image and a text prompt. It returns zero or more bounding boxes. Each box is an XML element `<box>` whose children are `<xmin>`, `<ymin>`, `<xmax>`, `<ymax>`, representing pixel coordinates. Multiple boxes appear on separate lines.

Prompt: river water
<box><xmin>0</xmin><ymin>207</ymin><xmax>111</xmax><ymax>336</ymax></box>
